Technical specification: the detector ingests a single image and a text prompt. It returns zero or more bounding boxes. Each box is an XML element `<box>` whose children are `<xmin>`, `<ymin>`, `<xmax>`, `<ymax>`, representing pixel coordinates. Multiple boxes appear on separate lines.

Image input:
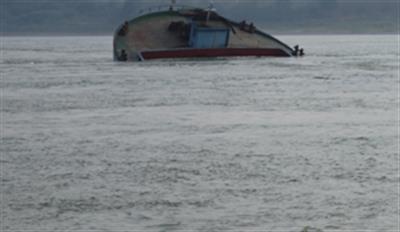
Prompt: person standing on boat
<box><xmin>299</xmin><ymin>48</ymin><xmax>304</xmax><ymax>56</ymax></box>
<box><xmin>293</xmin><ymin>45</ymin><xmax>299</xmax><ymax>56</ymax></box>
<box><xmin>119</xmin><ymin>50</ymin><xmax>127</xmax><ymax>61</ymax></box>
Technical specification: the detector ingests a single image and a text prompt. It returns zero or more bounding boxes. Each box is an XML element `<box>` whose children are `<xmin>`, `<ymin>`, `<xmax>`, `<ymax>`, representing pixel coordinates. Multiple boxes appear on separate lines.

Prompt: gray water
<box><xmin>1</xmin><ymin>35</ymin><xmax>399</xmax><ymax>231</ymax></box>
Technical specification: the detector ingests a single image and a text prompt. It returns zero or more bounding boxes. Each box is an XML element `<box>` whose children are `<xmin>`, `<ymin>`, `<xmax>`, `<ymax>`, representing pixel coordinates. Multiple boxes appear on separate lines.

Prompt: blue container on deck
<box><xmin>189</xmin><ymin>22</ymin><xmax>230</xmax><ymax>48</ymax></box>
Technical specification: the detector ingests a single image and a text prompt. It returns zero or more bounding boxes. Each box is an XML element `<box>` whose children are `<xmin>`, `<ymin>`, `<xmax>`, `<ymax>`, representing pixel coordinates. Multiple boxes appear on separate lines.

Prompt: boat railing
<box><xmin>137</xmin><ymin>4</ymin><xmax>197</xmax><ymax>16</ymax></box>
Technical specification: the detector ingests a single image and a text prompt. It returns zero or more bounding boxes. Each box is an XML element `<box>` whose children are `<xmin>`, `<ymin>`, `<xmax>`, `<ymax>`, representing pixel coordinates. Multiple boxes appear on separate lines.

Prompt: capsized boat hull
<box><xmin>113</xmin><ymin>8</ymin><xmax>297</xmax><ymax>61</ymax></box>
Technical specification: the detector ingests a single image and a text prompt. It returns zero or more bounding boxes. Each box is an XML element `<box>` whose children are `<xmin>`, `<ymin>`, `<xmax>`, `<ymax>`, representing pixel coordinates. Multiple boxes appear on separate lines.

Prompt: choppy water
<box><xmin>1</xmin><ymin>35</ymin><xmax>399</xmax><ymax>231</ymax></box>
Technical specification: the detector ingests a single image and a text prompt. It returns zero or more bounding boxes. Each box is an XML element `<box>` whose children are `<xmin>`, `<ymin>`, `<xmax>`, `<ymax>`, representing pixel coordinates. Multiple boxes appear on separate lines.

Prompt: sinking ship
<box><xmin>113</xmin><ymin>3</ymin><xmax>303</xmax><ymax>61</ymax></box>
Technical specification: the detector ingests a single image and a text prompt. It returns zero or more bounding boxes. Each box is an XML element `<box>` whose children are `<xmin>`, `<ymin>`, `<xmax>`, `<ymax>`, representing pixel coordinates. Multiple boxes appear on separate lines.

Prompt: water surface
<box><xmin>1</xmin><ymin>35</ymin><xmax>398</xmax><ymax>231</ymax></box>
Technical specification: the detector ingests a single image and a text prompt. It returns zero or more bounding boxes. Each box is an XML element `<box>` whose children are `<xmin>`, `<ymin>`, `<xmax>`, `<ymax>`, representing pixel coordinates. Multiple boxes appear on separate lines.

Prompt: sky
<box><xmin>1</xmin><ymin>0</ymin><xmax>398</xmax><ymax>35</ymax></box>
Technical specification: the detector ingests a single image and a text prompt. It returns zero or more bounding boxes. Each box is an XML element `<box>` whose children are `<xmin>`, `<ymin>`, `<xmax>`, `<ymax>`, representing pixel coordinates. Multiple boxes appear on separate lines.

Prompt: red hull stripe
<box><xmin>140</xmin><ymin>48</ymin><xmax>290</xmax><ymax>60</ymax></box>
